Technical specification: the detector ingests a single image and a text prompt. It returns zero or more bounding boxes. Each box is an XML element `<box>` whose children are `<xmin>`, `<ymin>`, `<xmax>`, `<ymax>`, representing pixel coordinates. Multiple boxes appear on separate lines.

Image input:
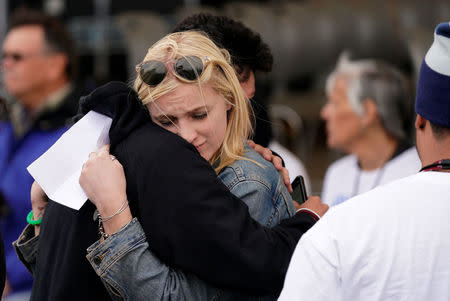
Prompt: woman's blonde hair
<box><xmin>134</xmin><ymin>31</ymin><xmax>253</xmax><ymax>173</ymax></box>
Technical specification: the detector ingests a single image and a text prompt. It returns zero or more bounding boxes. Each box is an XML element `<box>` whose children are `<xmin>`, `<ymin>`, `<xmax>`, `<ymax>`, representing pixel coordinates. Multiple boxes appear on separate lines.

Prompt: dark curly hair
<box><xmin>172</xmin><ymin>13</ymin><xmax>273</xmax><ymax>81</ymax></box>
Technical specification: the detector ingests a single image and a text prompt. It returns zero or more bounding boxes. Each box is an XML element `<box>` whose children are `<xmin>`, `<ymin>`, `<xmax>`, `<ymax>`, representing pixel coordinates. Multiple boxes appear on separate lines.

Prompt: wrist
<box><xmin>27</xmin><ymin>210</ymin><xmax>43</xmax><ymax>236</ymax></box>
<box><xmin>102</xmin><ymin>208</ymin><xmax>133</xmax><ymax>235</ymax></box>
<box><xmin>34</xmin><ymin>225</ymin><xmax>41</xmax><ymax>236</ymax></box>
<box><xmin>94</xmin><ymin>196</ymin><xmax>127</xmax><ymax>216</ymax></box>
<box><xmin>32</xmin><ymin>209</ymin><xmax>45</xmax><ymax>221</ymax></box>
<box><xmin>95</xmin><ymin>199</ymin><xmax>130</xmax><ymax>240</ymax></box>
<box><xmin>295</xmin><ymin>208</ymin><xmax>321</xmax><ymax>221</ymax></box>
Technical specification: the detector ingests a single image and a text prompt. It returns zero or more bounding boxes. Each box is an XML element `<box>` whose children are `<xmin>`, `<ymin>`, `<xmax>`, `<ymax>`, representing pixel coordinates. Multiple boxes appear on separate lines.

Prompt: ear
<box><xmin>415</xmin><ymin>114</ymin><xmax>427</xmax><ymax>130</ymax></box>
<box><xmin>47</xmin><ymin>54</ymin><xmax>68</xmax><ymax>80</ymax></box>
<box><xmin>361</xmin><ymin>99</ymin><xmax>378</xmax><ymax>126</ymax></box>
<box><xmin>239</xmin><ymin>70</ymin><xmax>255</xmax><ymax>99</ymax></box>
<box><xmin>225</xmin><ymin>100</ymin><xmax>232</xmax><ymax>111</ymax></box>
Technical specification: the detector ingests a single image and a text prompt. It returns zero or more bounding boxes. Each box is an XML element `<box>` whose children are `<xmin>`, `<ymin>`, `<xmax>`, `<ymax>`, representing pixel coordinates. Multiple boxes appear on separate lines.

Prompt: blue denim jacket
<box><xmin>89</xmin><ymin>145</ymin><xmax>295</xmax><ymax>300</ymax></box>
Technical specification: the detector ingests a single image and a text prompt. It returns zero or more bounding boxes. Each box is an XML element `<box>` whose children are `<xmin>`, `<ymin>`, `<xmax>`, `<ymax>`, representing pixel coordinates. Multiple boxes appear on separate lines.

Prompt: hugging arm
<box><xmin>13</xmin><ymin>182</ymin><xmax>49</xmax><ymax>275</ymax></box>
<box><xmin>87</xmin><ymin>218</ymin><xmax>220</xmax><ymax>301</ymax></box>
<box><xmin>76</xmin><ymin>82</ymin><xmax>317</xmax><ymax>296</ymax></box>
<box><xmin>110</xmin><ymin>126</ymin><xmax>317</xmax><ymax>295</ymax></box>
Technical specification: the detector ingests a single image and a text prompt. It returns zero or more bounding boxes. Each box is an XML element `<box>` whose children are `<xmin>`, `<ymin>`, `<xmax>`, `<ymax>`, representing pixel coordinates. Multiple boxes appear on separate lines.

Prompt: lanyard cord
<box><xmin>419</xmin><ymin>159</ymin><xmax>450</xmax><ymax>172</ymax></box>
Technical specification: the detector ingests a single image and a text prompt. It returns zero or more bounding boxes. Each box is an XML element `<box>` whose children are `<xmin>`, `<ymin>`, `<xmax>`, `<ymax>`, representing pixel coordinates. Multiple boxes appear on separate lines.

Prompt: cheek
<box><xmin>24</xmin><ymin>63</ymin><xmax>47</xmax><ymax>85</ymax></box>
<box><xmin>164</xmin><ymin>126</ymin><xmax>178</xmax><ymax>135</ymax></box>
<box><xmin>3</xmin><ymin>64</ymin><xmax>20</xmax><ymax>80</ymax></box>
<box><xmin>327</xmin><ymin>111</ymin><xmax>362</xmax><ymax>141</ymax></box>
<box><xmin>203</xmin><ymin>112</ymin><xmax>228</xmax><ymax>146</ymax></box>
<box><xmin>332</xmin><ymin>108</ymin><xmax>357</xmax><ymax>126</ymax></box>
<box><xmin>217</xmin><ymin>109</ymin><xmax>229</xmax><ymax>135</ymax></box>
<box><xmin>201</xmin><ymin>123</ymin><xmax>218</xmax><ymax>143</ymax></box>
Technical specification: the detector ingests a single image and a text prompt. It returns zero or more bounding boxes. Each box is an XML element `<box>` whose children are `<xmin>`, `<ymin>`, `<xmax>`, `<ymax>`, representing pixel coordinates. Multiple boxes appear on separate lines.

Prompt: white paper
<box><xmin>27</xmin><ymin>111</ymin><xmax>112</xmax><ymax>210</ymax></box>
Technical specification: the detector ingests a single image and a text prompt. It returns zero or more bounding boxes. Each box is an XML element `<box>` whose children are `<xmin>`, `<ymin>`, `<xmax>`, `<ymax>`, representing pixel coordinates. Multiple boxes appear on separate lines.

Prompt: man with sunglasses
<box><xmin>0</xmin><ymin>9</ymin><xmax>81</xmax><ymax>299</ymax></box>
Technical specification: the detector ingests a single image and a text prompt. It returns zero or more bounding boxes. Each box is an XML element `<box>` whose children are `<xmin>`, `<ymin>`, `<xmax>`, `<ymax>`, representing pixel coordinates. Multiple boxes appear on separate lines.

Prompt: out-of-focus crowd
<box><xmin>0</xmin><ymin>2</ymin><xmax>449</xmax><ymax>301</ymax></box>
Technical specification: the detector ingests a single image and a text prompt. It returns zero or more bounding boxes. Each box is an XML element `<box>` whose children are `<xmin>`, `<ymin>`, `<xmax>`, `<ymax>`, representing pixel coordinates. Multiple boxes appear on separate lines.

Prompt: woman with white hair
<box><xmin>321</xmin><ymin>54</ymin><xmax>421</xmax><ymax>206</ymax></box>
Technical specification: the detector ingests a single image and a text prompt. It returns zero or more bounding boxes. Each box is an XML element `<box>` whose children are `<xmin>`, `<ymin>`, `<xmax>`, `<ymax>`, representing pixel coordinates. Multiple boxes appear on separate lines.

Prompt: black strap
<box><xmin>419</xmin><ymin>159</ymin><xmax>450</xmax><ymax>172</ymax></box>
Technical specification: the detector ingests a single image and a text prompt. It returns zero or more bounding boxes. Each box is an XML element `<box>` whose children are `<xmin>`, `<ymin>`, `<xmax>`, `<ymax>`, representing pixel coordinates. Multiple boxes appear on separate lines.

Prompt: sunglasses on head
<box><xmin>136</xmin><ymin>55</ymin><xmax>209</xmax><ymax>87</ymax></box>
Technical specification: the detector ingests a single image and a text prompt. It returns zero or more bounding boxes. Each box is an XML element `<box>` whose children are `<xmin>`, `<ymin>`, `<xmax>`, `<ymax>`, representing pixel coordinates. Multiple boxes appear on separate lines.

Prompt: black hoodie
<box><xmin>32</xmin><ymin>82</ymin><xmax>316</xmax><ymax>300</ymax></box>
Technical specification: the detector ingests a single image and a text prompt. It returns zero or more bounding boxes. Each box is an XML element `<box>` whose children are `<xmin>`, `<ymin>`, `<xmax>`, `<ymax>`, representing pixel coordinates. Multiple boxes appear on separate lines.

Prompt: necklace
<box><xmin>351</xmin><ymin>164</ymin><xmax>386</xmax><ymax>197</ymax></box>
<box><xmin>351</xmin><ymin>141</ymin><xmax>410</xmax><ymax>197</ymax></box>
<box><xmin>419</xmin><ymin>159</ymin><xmax>450</xmax><ymax>172</ymax></box>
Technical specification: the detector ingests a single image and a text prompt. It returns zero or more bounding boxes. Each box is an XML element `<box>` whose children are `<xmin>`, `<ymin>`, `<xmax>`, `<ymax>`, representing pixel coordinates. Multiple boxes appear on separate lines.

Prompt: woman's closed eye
<box><xmin>156</xmin><ymin>117</ymin><xmax>175</xmax><ymax>127</ymax></box>
<box><xmin>192</xmin><ymin>112</ymin><xmax>207</xmax><ymax>120</ymax></box>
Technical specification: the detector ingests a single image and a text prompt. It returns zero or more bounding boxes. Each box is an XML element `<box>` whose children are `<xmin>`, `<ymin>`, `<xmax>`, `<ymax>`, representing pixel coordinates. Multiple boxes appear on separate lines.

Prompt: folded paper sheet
<box><xmin>27</xmin><ymin>111</ymin><xmax>112</xmax><ymax>210</ymax></box>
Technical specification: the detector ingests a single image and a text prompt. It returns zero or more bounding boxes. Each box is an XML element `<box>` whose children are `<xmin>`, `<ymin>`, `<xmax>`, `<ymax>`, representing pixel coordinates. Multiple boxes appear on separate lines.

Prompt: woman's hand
<box><xmin>79</xmin><ymin>145</ymin><xmax>132</xmax><ymax>235</ymax></box>
<box><xmin>247</xmin><ymin>140</ymin><xmax>292</xmax><ymax>192</ymax></box>
<box><xmin>30</xmin><ymin>181</ymin><xmax>49</xmax><ymax>236</ymax></box>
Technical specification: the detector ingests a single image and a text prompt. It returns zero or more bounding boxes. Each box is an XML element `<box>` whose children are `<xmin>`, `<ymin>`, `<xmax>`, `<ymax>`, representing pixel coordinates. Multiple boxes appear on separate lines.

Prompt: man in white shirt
<box><xmin>279</xmin><ymin>22</ymin><xmax>450</xmax><ymax>301</ymax></box>
<box><xmin>320</xmin><ymin>54</ymin><xmax>421</xmax><ymax>206</ymax></box>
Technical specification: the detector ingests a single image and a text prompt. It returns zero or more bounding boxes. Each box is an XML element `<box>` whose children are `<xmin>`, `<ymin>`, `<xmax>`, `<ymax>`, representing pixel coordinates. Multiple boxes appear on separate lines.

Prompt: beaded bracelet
<box><xmin>27</xmin><ymin>210</ymin><xmax>42</xmax><ymax>225</ymax></box>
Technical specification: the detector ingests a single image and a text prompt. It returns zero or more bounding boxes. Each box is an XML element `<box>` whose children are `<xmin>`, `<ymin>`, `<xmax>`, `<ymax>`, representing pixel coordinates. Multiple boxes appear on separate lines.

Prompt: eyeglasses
<box><xmin>136</xmin><ymin>56</ymin><xmax>208</xmax><ymax>87</ymax></box>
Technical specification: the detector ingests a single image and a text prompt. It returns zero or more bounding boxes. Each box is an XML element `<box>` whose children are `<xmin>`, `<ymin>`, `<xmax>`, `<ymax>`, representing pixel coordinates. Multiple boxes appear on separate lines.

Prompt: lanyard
<box><xmin>419</xmin><ymin>159</ymin><xmax>450</xmax><ymax>172</ymax></box>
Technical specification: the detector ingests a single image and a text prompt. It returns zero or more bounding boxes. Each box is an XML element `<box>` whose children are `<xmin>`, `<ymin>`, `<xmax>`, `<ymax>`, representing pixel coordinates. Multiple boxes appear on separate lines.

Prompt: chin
<box><xmin>327</xmin><ymin>140</ymin><xmax>346</xmax><ymax>153</ymax></box>
<box><xmin>326</xmin><ymin>138</ymin><xmax>336</xmax><ymax>149</ymax></box>
<box><xmin>200</xmin><ymin>153</ymin><xmax>210</xmax><ymax>161</ymax></box>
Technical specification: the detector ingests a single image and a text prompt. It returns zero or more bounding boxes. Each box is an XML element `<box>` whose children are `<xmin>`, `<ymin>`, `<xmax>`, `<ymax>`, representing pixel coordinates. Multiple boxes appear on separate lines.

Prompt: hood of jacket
<box><xmin>76</xmin><ymin>81</ymin><xmax>151</xmax><ymax>148</ymax></box>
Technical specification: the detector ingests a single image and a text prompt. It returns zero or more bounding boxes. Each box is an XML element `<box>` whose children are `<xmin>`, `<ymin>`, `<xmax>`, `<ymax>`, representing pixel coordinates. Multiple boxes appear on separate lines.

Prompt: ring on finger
<box><xmin>110</xmin><ymin>155</ymin><xmax>117</xmax><ymax>162</ymax></box>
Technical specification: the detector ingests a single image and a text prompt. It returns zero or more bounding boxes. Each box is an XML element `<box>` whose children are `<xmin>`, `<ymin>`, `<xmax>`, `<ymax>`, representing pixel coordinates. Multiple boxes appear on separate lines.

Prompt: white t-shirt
<box><xmin>269</xmin><ymin>140</ymin><xmax>312</xmax><ymax>195</ymax></box>
<box><xmin>279</xmin><ymin>171</ymin><xmax>450</xmax><ymax>301</ymax></box>
<box><xmin>322</xmin><ymin>147</ymin><xmax>421</xmax><ymax>206</ymax></box>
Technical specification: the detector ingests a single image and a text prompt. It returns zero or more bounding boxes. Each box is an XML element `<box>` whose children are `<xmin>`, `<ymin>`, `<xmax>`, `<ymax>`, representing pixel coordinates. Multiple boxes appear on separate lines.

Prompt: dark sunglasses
<box><xmin>136</xmin><ymin>56</ymin><xmax>208</xmax><ymax>87</ymax></box>
<box><xmin>1</xmin><ymin>52</ymin><xmax>45</xmax><ymax>62</ymax></box>
<box><xmin>1</xmin><ymin>52</ymin><xmax>26</xmax><ymax>62</ymax></box>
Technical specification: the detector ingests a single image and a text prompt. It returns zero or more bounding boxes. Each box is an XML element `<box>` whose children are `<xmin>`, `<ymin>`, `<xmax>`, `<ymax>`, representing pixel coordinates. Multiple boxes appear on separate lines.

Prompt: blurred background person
<box><xmin>172</xmin><ymin>13</ymin><xmax>312</xmax><ymax>193</ymax></box>
<box><xmin>4</xmin><ymin>0</ymin><xmax>440</xmax><ymax>196</ymax></box>
<box><xmin>0</xmin><ymin>9</ymin><xmax>82</xmax><ymax>300</ymax></box>
<box><xmin>320</xmin><ymin>53</ymin><xmax>421</xmax><ymax>206</ymax></box>
<box><xmin>278</xmin><ymin>22</ymin><xmax>450</xmax><ymax>300</ymax></box>
<box><xmin>2</xmin><ymin>0</ymin><xmax>443</xmax><ymax>196</ymax></box>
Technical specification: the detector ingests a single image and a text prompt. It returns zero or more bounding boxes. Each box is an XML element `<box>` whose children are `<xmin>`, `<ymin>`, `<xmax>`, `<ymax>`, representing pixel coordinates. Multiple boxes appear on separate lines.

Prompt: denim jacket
<box><xmin>85</xmin><ymin>144</ymin><xmax>296</xmax><ymax>301</ymax></box>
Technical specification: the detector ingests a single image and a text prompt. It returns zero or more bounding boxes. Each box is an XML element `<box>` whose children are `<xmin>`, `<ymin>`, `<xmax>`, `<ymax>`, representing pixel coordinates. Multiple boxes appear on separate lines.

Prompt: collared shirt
<box><xmin>322</xmin><ymin>146</ymin><xmax>421</xmax><ymax>206</ymax></box>
<box><xmin>7</xmin><ymin>84</ymin><xmax>73</xmax><ymax>137</ymax></box>
<box><xmin>0</xmin><ymin>82</ymin><xmax>79</xmax><ymax>294</ymax></box>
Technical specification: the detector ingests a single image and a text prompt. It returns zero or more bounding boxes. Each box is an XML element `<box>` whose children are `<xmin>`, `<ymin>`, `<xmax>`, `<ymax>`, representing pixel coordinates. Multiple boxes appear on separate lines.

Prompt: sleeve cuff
<box><xmin>295</xmin><ymin>208</ymin><xmax>321</xmax><ymax>222</ymax></box>
<box><xmin>13</xmin><ymin>224</ymin><xmax>39</xmax><ymax>273</ymax></box>
<box><xmin>86</xmin><ymin>217</ymin><xmax>147</xmax><ymax>275</ymax></box>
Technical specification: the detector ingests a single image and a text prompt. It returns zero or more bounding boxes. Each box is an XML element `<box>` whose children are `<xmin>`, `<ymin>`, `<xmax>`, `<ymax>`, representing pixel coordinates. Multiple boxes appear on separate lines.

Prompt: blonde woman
<box><xmin>14</xmin><ymin>31</ymin><xmax>326</xmax><ymax>300</ymax></box>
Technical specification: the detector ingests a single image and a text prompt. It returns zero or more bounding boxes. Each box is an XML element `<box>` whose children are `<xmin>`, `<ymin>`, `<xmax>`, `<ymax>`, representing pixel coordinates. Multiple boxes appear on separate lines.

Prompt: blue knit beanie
<box><xmin>415</xmin><ymin>22</ymin><xmax>450</xmax><ymax>128</ymax></box>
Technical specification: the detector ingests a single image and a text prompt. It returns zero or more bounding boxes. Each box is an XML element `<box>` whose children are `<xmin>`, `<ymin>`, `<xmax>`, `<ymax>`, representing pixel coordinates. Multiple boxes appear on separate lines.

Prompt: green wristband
<box><xmin>27</xmin><ymin>210</ymin><xmax>42</xmax><ymax>225</ymax></box>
